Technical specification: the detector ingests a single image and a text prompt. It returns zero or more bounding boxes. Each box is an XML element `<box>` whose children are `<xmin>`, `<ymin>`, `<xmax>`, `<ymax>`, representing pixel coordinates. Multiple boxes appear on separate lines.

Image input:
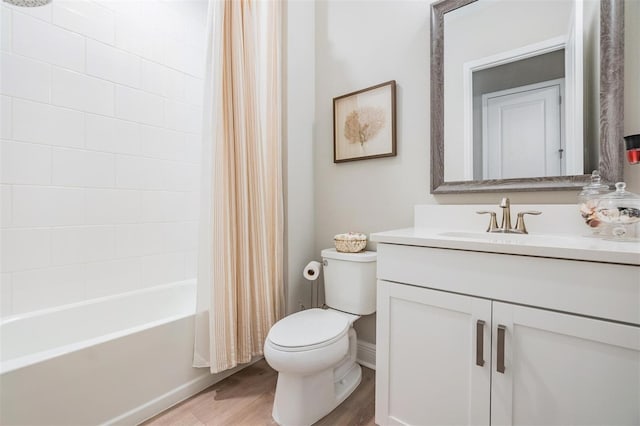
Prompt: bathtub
<box><xmin>0</xmin><ymin>280</ymin><xmax>244</xmax><ymax>425</ymax></box>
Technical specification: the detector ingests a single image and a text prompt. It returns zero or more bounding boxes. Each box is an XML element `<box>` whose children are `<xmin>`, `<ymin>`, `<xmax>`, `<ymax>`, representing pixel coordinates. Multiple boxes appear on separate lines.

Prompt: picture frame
<box><xmin>333</xmin><ymin>80</ymin><xmax>397</xmax><ymax>163</ymax></box>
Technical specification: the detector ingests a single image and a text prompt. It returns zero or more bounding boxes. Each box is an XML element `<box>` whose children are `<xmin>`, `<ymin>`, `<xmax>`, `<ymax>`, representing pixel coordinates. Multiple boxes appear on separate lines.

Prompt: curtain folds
<box><xmin>194</xmin><ymin>0</ymin><xmax>284</xmax><ymax>374</ymax></box>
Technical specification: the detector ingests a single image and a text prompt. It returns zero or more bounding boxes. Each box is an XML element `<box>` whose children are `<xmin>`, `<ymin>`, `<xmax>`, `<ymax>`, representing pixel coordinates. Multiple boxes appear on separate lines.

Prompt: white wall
<box><xmin>313</xmin><ymin>0</ymin><xmax>640</xmax><ymax>344</ymax></box>
<box><xmin>0</xmin><ymin>0</ymin><xmax>207</xmax><ymax>317</ymax></box>
<box><xmin>285</xmin><ymin>0</ymin><xmax>316</xmax><ymax>314</ymax></box>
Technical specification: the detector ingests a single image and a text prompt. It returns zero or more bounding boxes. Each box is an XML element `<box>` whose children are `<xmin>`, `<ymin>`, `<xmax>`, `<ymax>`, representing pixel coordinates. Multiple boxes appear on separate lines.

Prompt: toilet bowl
<box><xmin>264</xmin><ymin>249</ymin><xmax>377</xmax><ymax>426</ymax></box>
<box><xmin>264</xmin><ymin>308</ymin><xmax>361</xmax><ymax>426</ymax></box>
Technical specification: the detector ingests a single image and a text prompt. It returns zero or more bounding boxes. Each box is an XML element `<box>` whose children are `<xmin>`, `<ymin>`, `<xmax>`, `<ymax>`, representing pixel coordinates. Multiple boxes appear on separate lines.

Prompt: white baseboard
<box><xmin>356</xmin><ymin>340</ymin><xmax>376</xmax><ymax>370</ymax></box>
<box><xmin>106</xmin><ymin>359</ymin><xmax>260</xmax><ymax>425</ymax></box>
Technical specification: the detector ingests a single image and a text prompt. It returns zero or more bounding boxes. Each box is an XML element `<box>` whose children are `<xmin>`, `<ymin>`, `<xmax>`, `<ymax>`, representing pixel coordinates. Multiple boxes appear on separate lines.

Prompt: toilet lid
<box><xmin>268</xmin><ymin>309</ymin><xmax>351</xmax><ymax>348</ymax></box>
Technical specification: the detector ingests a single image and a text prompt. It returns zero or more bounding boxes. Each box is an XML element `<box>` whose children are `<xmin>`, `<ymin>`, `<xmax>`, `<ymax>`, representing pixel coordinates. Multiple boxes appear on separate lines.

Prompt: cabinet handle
<box><xmin>476</xmin><ymin>320</ymin><xmax>485</xmax><ymax>367</ymax></box>
<box><xmin>497</xmin><ymin>325</ymin><xmax>506</xmax><ymax>374</ymax></box>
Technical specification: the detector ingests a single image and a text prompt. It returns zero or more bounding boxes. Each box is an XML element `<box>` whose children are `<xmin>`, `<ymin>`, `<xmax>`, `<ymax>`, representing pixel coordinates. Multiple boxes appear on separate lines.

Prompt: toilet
<box><xmin>264</xmin><ymin>248</ymin><xmax>377</xmax><ymax>426</ymax></box>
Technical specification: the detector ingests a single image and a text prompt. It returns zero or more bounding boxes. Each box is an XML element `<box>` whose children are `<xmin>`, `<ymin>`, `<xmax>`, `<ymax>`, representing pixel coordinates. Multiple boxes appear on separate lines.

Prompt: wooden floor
<box><xmin>142</xmin><ymin>359</ymin><xmax>375</xmax><ymax>426</ymax></box>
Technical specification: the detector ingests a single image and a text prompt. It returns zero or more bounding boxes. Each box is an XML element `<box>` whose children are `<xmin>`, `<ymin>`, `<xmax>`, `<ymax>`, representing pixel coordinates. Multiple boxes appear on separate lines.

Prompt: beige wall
<box><xmin>312</xmin><ymin>0</ymin><xmax>640</xmax><ymax>344</ymax></box>
<box><xmin>285</xmin><ymin>0</ymin><xmax>316</xmax><ymax>314</ymax></box>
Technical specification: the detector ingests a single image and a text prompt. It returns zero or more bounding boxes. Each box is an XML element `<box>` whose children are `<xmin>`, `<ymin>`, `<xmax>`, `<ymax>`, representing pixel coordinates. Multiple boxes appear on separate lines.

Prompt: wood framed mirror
<box><xmin>430</xmin><ymin>0</ymin><xmax>624</xmax><ymax>194</ymax></box>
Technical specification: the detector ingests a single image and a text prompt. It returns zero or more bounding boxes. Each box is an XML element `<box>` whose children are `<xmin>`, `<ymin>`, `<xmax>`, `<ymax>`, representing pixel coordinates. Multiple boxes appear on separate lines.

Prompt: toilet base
<box><xmin>272</xmin><ymin>362</ymin><xmax>362</xmax><ymax>426</ymax></box>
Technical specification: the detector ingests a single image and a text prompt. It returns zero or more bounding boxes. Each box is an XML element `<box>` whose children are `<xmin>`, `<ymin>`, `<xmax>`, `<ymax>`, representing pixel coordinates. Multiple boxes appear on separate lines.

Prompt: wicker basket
<box><xmin>334</xmin><ymin>232</ymin><xmax>367</xmax><ymax>253</ymax></box>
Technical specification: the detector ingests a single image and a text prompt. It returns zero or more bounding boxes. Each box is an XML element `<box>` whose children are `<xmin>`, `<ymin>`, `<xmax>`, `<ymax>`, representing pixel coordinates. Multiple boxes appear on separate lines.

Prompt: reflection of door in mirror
<box><xmin>482</xmin><ymin>79</ymin><xmax>563</xmax><ymax>179</ymax></box>
<box><xmin>443</xmin><ymin>0</ymin><xmax>598</xmax><ymax>182</ymax></box>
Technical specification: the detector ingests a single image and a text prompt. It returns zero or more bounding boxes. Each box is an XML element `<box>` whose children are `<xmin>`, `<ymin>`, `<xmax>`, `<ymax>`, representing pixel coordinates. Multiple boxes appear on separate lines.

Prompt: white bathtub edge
<box><xmin>105</xmin><ymin>357</ymin><xmax>262</xmax><ymax>426</ymax></box>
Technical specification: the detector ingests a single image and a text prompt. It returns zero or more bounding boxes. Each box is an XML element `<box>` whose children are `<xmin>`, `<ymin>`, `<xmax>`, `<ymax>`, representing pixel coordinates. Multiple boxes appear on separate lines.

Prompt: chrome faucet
<box><xmin>477</xmin><ymin>198</ymin><xmax>541</xmax><ymax>234</ymax></box>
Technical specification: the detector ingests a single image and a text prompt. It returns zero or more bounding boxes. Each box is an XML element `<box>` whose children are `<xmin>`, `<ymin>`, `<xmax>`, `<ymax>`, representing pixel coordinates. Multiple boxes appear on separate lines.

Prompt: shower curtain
<box><xmin>193</xmin><ymin>0</ymin><xmax>284</xmax><ymax>374</ymax></box>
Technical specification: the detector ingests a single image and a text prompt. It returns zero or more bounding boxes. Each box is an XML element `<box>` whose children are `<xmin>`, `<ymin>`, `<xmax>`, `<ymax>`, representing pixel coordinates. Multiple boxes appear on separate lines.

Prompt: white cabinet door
<box><xmin>376</xmin><ymin>280</ymin><xmax>491</xmax><ymax>426</ymax></box>
<box><xmin>491</xmin><ymin>302</ymin><xmax>640</xmax><ymax>426</ymax></box>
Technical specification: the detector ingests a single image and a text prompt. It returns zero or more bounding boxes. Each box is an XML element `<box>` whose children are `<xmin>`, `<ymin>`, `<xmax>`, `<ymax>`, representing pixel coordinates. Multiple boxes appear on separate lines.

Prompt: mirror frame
<box><xmin>430</xmin><ymin>0</ymin><xmax>624</xmax><ymax>194</ymax></box>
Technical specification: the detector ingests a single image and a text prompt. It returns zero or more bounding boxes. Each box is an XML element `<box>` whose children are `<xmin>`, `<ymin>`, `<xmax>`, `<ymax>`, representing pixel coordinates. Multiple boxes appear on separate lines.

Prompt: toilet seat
<box><xmin>267</xmin><ymin>308</ymin><xmax>358</xmax><ymax>352</ymax></box>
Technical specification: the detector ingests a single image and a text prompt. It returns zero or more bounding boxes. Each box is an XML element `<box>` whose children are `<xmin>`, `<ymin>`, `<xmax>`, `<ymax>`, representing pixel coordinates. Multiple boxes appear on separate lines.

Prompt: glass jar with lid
<box><xmin>594</xmin><ymin>182</ymin><xmax>640</xmax><ymax>240</ymax></box>
<box><xmin>578</xmin><ymin>171</ymin><xmax>610</xmax><ymax>233</ymax></box>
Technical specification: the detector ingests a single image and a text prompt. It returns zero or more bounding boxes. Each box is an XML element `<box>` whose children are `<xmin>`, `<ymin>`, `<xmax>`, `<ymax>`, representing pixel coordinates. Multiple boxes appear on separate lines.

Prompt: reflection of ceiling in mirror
<box><xmin>443</xmin><ymin>0</ymin><xmax>577</xmax><ymax>182</ymax></box>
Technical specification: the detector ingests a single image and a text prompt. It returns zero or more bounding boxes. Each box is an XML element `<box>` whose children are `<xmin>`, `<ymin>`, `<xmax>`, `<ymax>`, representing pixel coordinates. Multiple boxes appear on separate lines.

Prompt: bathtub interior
<box><xmin>0</xmin><ymin>279</ymin><xmax>196</xmax><ymax>374</ymax></box>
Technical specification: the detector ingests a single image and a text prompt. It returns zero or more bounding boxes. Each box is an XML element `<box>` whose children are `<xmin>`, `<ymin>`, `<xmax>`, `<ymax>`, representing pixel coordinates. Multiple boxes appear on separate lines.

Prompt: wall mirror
<box><xmin>430</xmin><ymin>0</ymin><xmax>624</xmax><ymax>193</ymax></box>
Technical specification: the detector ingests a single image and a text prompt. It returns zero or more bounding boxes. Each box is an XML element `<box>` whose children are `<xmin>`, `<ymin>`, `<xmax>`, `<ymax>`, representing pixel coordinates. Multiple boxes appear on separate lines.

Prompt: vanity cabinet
<box><xmin>375</xmin><ymin>243</ymin><xmax>640</xmax><ymax>426</ymax></box>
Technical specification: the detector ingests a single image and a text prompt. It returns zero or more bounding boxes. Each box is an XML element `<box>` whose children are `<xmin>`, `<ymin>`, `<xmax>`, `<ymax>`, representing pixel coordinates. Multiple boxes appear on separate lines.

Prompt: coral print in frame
<box><xmin>333</xmin><ymin>80</ymin><xmax>397</xmax><ymax>163</ymax></box>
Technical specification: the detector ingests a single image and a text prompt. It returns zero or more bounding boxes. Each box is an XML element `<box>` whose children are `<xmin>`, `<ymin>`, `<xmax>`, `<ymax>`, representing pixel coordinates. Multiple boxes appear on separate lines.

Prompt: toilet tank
<box><xmin>321</xmin><ymin>248</ymin><xmax>376</xmax><ymax>315</ymax></box>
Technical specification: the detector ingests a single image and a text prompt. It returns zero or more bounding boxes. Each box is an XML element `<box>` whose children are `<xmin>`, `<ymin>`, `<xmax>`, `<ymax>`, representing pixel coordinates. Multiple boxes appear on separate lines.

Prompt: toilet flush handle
<box><xmin>323</xmin><ymin>260</ymin><xmax>328</xmax><ymax>266</ymax></box>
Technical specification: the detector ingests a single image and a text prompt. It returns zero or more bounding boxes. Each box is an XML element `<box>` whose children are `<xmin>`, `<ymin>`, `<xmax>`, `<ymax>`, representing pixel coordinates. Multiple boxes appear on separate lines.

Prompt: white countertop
<box><xmin>370</xmin><ymin>227</ymin><xmax>640</xmax><ymax>266</ymax></box>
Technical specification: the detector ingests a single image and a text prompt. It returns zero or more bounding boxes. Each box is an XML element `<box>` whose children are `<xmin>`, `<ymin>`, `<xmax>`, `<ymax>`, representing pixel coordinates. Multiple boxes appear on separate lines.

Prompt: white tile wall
<box><xmin>1</xmin><ymin>7</ymin><xmax>12</xmax><ymax>52</ymax></box>
<box><xmin>52</xmin><ymin>148</ymin><xmax>116</xmax><ymax>187</ymax></box>
<box><xmin>1</xmin><ymin>95</ymin><xmax>12</xmax><ymax>139</ymax></box>
<box><xmin>84</xmin><ymin>188</ymin><xmax>142</xmax><ymax>225</ymax></box>
<box><xmin>13</xmin><ymin>99</ymin><xmax>85</xmax><ymax>148</ymax></box>
<box><xmin>12</xmin><ymin>186</ymin><xmax>84</xmax><ymax>227</ymax></box>
<box><xmin>0</xmin><ymin>52</ymin><xmax>51</xmax><ymax>102</ymax></box>
<box><xmin>84</xmin><ymin>258</ymin><xmax>141</xmax><ymax>298</ymax></box>
<box><xmin>115</xmin><ymin>85</ymin><xmax>164</xmax><ymax>126</ymax></box>
<box><xmin>0</xmin><ymin>0</ymin><xmax>206</xmax><ymax>317</ymax></box>
<box><xmin>86</xmin><ymin>39</ymin><xmax>141</xmax><ymax>87</ymax></box>
<box><xmin>1</xmin><ymin>185</ymin><xmax>12</xmax><ymax>228</ymax></box>
<box><xmin>12</xmin><ymin>265</ymin><xmax>85</xmax><ymax>313</ymax></box>
<box><xmin>12</xmin><ymin>11</ymin><xmax>86</xmax><ymax>72</ymax></box>
<box><xmin>85</xmin><ymin>113</ymin><xmax>141</xmax><ymax>155</ymax></box>
<box><xmin>53</xmin><ymin>0</ymin><xmax>115</xmax><ymax>45</ymax></box>
<box><xmin>1</xmin><ymin>140</ymin><xmax>52</xmax><ymax>184</ymax></box>
<box><xmin>1</xmin><ymin>228</ymin><xmax>52</xmax><ymax>272</ymax></box>
<box><xmin>52</xmin><ymin>67</ymin><xmax>115</xmax><ymax>115</ymax></box>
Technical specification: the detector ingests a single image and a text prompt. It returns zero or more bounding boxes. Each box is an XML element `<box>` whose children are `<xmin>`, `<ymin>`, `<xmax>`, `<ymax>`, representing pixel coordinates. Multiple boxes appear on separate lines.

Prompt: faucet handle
<box><xmin>477</xmin><ymin>211</ymin><xmax>499</xmax><ymax>232</ymax></box>
<box><xmin>515</xmin><ymin>211</ymin><xmax>542</xmax><ymax>234</ymax></box>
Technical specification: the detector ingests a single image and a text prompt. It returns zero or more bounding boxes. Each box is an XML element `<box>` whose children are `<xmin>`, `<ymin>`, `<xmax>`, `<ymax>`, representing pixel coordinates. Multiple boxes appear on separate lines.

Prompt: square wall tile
<box><xmin>115</xmin><ymin>155</ymin><xmax>150</xmax><ymax>190</ymax></box>
<box><xmin>1</xmin><ymin>185</ymin><xmax>11</xmax><ymax>228</ymax></box>
<box><xmin>86</xmin><ymin>39</ymin><xmax>140</xmax><ymax>88</ymax></box>
<box><xmin>84</xmin><ymin>188</ymin><xmax>141</xmax><ymax>224</ymax></box>
<box><xmin>53</xmin><ymin>0</ymin><xmax>115</xmax><ymax>45</ymax></box>
<box><xmin>1</xmin><ymin>140</ymin><xmax>52</xmax><ymax>185</ymax></box>
<box><xmin>12</xmin><ymin>186</ymin><xmax>84</xmax><ymax>227</ymax></box>
<box><xmin>184</xmin><ymin>132</ymin><xmax>202</xmax><ymax>163</ymax></box>
<box><xmin>13</xmin><ymin>99</ymin><xmax>84</xmax><ymax>148</ymax></box>
<box><xmin>140</xmin><ymin>253</ymin><xmax>185</xmax><ymax>287</ymax></box>
<box><xmin>0</xmin><ymin>52</ymin><xmax>50</xmax><ymax>103</ymax></box>
<box><xmin>184</xmin><ymin>75</ymin><xmax>204</xmax><ymax>107</ymax></box>
<box><xmin>86</xmin><ymin>114</ymin><xmax>141</xmax><ymax>155</ymax></box>
<box><xmin>115</xmin><ymin>223</ymin><xmax>166</xmax><ymax>258</ymax></box>
<box><xmin>1</xmin><ymin>95</ymin><xmax>12</xmax><ymax>139</ymax></box>
<box><xmin>115</xmin><ymin>85</ymin><xmax>164</xmax><ymax>127</ymax></box>
<box><xmin>0</xmin><ymin>272</ymin><xmax>11</xmax><ymax>317</ymax></box>
<box><xmin>140</xmin><ymin>191</ymin><xmax>185</xmax><ymax>222</ymax></box>
<box><xmin>141</xmin><ymin>125</ymin><xmax>184</xmax><ymax>161</ymax></box>
<box><xmin>140</xmin><ymin>59</ymin><xmax>166</xmax><ymax>96</ymax></box>
<box><xmin>51</xmin><ymin>225</ymin><xmax>116</xmax><ymax>266</ymax></box>
<box><xmin>84</xmin><ymin>258</ymin><xmax>142</xmax><ymax>298</ymax></box>
<box><xmin>164</xmin><ymin>68</ymin><xmax>186</xmax><ymax>101</ymax></box>
<box><xmin>114</xmin><ymin>14</ymin><xmax>163</xmax><ymax>64</ymax></box>
<box><xmin>52</xmin><ymin>148</ymin><xmax>115</xmax><ymax>188</ymax></box>
<box><xmin>52</xmin><ymin>67</ymin><xmax>114</xmax><ymax>116</ymax></box>
<box><xmin>165</xmin><ymin>99</ymin><xmax>201</xmax><ymax>133</ymax></box>
<box><xmin>185</xmin><ymin>250</ymin><xmax>197</xmax><ymax>279</ymax></box>
<box><xmin>1</xmin><ymin>7</ymin><xmax>12</xmax><ymax>52</ymax></box>
<box><xmin>12</xmin><ymin>11</ymin><xmax>85</xmax><ymax>72</ymax></box>
<box><xmin>0</xmin><ymin>228</ymin><xmax>51</xmax><ymax>272</ymax></box>
<box><xmin>12</xmin><ymin>265</ymin><xmax>85</xmax><ymax>314</ymax></box>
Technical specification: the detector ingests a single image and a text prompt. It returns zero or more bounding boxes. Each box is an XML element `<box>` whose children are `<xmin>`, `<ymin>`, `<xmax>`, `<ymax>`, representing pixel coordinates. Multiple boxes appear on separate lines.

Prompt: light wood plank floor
<box><xmin>142</xmin><ymin>359</ymin><xmax>375</xmax><ymax>426</ymax></box>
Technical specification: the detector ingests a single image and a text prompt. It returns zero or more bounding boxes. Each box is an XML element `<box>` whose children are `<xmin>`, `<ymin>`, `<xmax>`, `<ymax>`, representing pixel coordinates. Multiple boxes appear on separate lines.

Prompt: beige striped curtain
<box><xmin>194</xmin><ymin>0</ymin><xmax>284</xmax><ymax>374</ymax></box>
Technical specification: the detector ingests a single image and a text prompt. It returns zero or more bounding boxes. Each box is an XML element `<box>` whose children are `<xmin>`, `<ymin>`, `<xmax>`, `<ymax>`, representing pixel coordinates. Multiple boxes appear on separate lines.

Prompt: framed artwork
<box><xmin>333</xmin><ymin>80</ymin><xmax>397</xmax><ymax>163</ymax></box>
